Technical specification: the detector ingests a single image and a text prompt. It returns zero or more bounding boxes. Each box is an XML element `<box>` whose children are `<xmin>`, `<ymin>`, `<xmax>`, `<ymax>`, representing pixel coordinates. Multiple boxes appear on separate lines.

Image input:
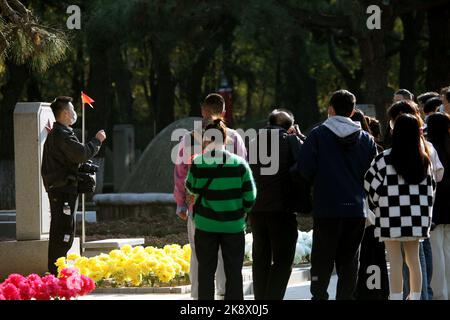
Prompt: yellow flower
<box><xmin>67</xmin><ymin>253</ymin><xmax>80</xmax><ymax>261</ymax></box>
<box><xmin>55</xmin><ymin>257</ymin><xmax>66</xmax><ymax>267</ymax></box>
<box><xmin>121</xmin><ymin>245</ymin><xmax>132</xmax><ymax>255</ymax></box>
<box><xmin>109</xmin><ymin>249</ymin><xmax>124</xmax><ymax>259</ymax></box>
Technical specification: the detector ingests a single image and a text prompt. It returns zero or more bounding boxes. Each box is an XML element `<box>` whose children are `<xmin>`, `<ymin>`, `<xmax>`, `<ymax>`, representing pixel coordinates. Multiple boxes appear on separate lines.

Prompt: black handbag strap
<box><xmin>193</xmin><ymin>162</ymin><xmax>225</xmax><ymax>216</ymax></box>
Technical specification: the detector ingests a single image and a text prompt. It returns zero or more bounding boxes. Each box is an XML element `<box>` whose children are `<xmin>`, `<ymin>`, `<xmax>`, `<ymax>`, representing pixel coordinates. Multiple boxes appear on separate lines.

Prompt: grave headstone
<box><xmin>14</xmin><ymin>102</ymin><xmax>53</xmax><ymax>240</ymax></box>
<box><xmin>113</xmin><ymin>124</ymin><xmax>135</xmax><ymax>191</ymax></box>
<box><xmin>0</xmin><ymin>102</ymin><xmax>80</xmax><ymax>278</ymax></box>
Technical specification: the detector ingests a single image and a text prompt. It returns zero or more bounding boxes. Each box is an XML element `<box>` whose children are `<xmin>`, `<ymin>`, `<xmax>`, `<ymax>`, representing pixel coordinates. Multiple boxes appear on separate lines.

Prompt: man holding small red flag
<box><xmin>41</xmin><ymin>95</ymin><xmax>106</xmax><ymax>275</ymax></box>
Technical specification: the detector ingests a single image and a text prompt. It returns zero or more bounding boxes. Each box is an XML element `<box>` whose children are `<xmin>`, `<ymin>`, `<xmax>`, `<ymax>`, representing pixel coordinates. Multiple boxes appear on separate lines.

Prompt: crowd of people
<box><xmin>173</xmin><ymin>88</ymin><xmax>450</xmax><ymax>301</ymax></box>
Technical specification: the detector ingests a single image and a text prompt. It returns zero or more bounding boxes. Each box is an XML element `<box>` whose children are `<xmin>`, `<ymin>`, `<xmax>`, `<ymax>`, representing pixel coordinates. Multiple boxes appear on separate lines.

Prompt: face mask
<box><xmin>69</xmin><ymin>109</ymin><xmax>78</xmax><ymax>125</ymax></box>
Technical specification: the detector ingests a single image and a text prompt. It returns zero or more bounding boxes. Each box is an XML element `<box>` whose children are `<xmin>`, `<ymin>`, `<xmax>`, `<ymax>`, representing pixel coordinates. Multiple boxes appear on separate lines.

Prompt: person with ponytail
<box><xmin>185</xmin><ymin>118</ymin><xmax>257</xmax><ymax>300</ymax></box>
<box><xmin>364</xmin><ymin>114</ymin><xmax>437</xmax><ymax>300</ymax></box>
<box><xmin>173</xmin><ymin>93</ymin><xmax>247</xmax><ymax>300</ymax></box>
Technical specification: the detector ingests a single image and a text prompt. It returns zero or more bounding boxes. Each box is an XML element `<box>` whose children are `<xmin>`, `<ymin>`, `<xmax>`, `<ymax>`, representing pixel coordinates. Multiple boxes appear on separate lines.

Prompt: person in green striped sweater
<box><xmin>185</xmin><ymin>118</ymin><xmax>257</xmax><ymax>300</ymax></box>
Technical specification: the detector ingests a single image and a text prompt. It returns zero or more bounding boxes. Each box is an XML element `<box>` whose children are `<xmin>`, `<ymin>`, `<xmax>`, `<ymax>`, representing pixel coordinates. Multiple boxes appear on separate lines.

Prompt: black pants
<box><xmin>354</xmin><ymin>225</ymin><xmax>390</xmax><ymax>300</ymax></box>
<box><xmin>48</xmin><ymin>191</ymin><xmax>78</xmax><ymax>275</ymax></box>
<box><xmin>195</xmin><ymin>229</ymin><xmax>245</xmax><ymax>300</ymax></box>
<box><xmin>310</xmin><ymin>217</ymin><xmax>366</xmax><ymax>300</ymax></box>
<box><xmin>251</xmin><ymin>211</ymin><xmax>298</xmax><ymax>300</ymax></box>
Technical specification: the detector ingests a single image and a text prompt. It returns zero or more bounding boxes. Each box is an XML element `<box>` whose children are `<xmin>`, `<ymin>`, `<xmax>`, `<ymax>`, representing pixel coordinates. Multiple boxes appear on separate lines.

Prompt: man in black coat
<box><xmin>41</xmin><ymin>96</ymin><xmax>106</xmax><ymax>275</ymax></box>
<box><xmin>249</xmin><ymin>109</ymin><xmax>305</xmax><ymax>300</ymax></box>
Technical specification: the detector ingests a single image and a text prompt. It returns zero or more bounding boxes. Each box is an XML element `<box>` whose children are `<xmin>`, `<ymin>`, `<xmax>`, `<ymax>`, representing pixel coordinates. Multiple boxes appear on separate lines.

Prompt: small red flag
<box><xmin>81</xmin><ymin>91</ymin><xmax>95</xmax><ymax>108</ymax></box>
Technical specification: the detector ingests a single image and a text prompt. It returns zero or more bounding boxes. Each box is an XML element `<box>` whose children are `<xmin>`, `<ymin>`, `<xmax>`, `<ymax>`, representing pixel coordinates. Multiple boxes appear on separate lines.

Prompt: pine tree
<box><xmin>0</xmin><ymin>0</ymin><xmax>68</xmax><ymax>72</ymax></box>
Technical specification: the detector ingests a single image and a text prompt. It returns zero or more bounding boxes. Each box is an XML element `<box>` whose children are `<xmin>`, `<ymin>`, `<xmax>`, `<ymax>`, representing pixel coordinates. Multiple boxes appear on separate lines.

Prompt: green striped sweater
<box><xmin>185</xmin><ymin>149</ymin><xmax>257</xmax><ymax>233</ymax></box>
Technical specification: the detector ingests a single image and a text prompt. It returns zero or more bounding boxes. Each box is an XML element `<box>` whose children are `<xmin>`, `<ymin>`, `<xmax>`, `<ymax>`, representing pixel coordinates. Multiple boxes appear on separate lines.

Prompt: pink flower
<box><xmin>65</xmin><ymin>275</ymin><xmax>82</xmax><ymax>292</ymax></box>
<box><xmin>3</xmin><ymin>274</ymin><xmax>26</xmax><ymax>288</ymax></box>
<box><xmin>59</xmin><ymin>268</ymin><xmax>79</xmax><ymax>279</ymax></box>
<box><xmin>0</xmin><ymin>292</ymin><xmax>5</xmax><ymax>300</ymax></box>
<box><xmin>42</xmin><ymin>274</ymin><xmax>61</xmax><ymax>298</ymax></box>
<box><xmin>80</xmin><ymin>275</ymin><xmax>96</xmax><ymax>295</ymax></box>
<box><xmin>1</xmin><ymin>283</ymin><xmax>21</xmax><ymax>300</ymax></box>
<box><xmin>18</xmin><ymin>281</ymin><xmax>36</xmax><ymax>300</ymax></box>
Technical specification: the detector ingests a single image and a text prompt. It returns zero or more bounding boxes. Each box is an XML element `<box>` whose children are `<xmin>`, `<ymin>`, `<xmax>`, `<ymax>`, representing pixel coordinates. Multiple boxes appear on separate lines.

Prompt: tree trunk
<box><xmin>358</xmin><ymin>35</ymin><xmax>390</xmax><ymax>125</ymax></box>
<box><xmin>355</xmin><ymin>1</ymin><xmax>395</xmax><ymax>127</ymax></box>
<box><xmin>245</xmin><ymin>80</ymin><xmax>253</xmax><ymax>120</ymax></box>
<box><xmin>109</xmin><ymin>46</ymin><xmax>134</xmax><ymax>124</ymax></box>
<box><xmin>426</xmin><ymin>3</ymin><xmax>450</xmax><ymax>91</ymax></box>
<box><xmin>151</xmin><ymin>42</ymin><xmax>175</xmax><ymax>133</ymax></box>
<box><xmin>71</xmin><ymin>43</ymin><xmax>84</xmax><ymax>107</ymax></box>
<box><xmin>86</xmin><ymin>43</ymin><xmax>114</xmax><ymax>153</ymax></box>
<box><xmin>399</xmin><ymin>11</ymin><xmax>425</xmax><ymax>92</ymax></box>
<box><xmin>0</xmin><ymin>60</ymin><xmax>29</xmax><ymax>160</ymax></box>
<box><xmin>26</xmin><ymin>74</ymin><xmax>42</xmax><ymax>102</ymax></box>
<box><xmin>283</xmin><ymin>35</ymin><xmax>320</xmax><ymax>129</ymax></box>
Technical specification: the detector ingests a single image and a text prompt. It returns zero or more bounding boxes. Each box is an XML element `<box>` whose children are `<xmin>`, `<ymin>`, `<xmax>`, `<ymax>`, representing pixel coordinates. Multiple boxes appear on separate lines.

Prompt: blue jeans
<box><xmin>422</xmin><ymin>239</ymin><xmax>433</xmax><ymax>299</ymax></box>
<box><xmin>402</xmin><ymin>242</ymin><xmax>429</xmax><ymax>300</ymax></box>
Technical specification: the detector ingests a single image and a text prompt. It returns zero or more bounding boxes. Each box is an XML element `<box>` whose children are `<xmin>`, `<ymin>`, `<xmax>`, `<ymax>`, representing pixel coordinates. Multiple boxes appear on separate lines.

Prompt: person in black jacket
<box><xmin>248</xmin><ymin>109</ymin><xmax>305</xmax><ymax>300</ymax></box>
<box><xmin>41</xmin><ymin>96</ymin><xmax>106</xmax><ymax>275</ymax></box>
<box><xmin>427</xmin><ymin>112</ymin><xmax>450</xmax><ymax>300</ymax></box>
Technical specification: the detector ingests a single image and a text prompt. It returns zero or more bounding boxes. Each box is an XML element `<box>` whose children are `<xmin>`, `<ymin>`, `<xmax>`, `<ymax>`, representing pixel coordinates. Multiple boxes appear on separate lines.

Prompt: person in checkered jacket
<box><xmin>364</xmin><ymin>113</ymin><xmax>437</xmax><ymax>300</ymax></box>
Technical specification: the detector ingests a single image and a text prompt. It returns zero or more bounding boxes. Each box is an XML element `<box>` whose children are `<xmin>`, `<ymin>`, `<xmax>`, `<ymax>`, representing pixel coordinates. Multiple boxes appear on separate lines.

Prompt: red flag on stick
<box><xmin>81</xmin><ymin>91</ymin><xmax>95</xmax><ymax>108</ymax></box>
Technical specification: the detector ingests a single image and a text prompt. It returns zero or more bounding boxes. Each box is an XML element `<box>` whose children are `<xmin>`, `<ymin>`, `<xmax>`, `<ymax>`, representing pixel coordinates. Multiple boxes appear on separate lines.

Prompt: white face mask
<box><xmin>70</xmin><ymin>109</ymin><xmax>78</xmax><ymax>125</ymax></box>
<box><xmin>67</xmin><ymin>103</ymin><xmax>77</xmax><ymax>125</ymax></box>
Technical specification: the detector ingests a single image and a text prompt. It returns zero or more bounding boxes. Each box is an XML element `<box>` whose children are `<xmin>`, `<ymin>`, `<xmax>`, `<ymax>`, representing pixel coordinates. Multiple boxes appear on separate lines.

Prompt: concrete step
<box><xmin>0</xmin><ymin>221</ymin><xmax>16</xmax><ymax>238</ymax></box>
<box><xmin>242</xmin><ymin>266</ymin><xmax>311</xmax><ymax>297</ymax></box>
<box><xmin>0</xmin><ymin>212</ymin><xmax>16</xmax><ymax>222</ymax></box>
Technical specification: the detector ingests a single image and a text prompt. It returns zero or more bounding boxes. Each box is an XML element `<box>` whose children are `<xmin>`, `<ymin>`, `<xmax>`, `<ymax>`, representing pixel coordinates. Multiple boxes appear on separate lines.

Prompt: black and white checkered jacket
<box><xmin>364</xmin><ymin>149</ymin><xmax>436</xmax><ymax>240</ymax></box>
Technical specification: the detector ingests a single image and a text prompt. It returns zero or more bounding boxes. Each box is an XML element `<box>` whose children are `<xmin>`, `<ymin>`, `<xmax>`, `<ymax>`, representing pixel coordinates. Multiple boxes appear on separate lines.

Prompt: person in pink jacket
<box><xmin>173</xmin><ymin>93</ymin><xmax>247</xmax><ymax>300</ymax></box>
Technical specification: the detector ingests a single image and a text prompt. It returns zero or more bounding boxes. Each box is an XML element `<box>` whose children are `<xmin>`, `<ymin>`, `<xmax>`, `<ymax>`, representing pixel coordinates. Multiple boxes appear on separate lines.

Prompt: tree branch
<box><xmin>275</xmin><ymin>0</ymin><xmax>350</xmax><ymax>30</ymax></box>
<box><xmin>0</xmin><ymin>0</ymin><xmax>21</xmax><ymax>24</ymax></box>
<box><xmin>327</xmin><ymin>34</ymin><xmax>354</xmax><ymax>83</ymax></box>
<box><xmin>396</xmin><ymin>0</ymin><xmax>450</xmax><ymax>16</ymax></box>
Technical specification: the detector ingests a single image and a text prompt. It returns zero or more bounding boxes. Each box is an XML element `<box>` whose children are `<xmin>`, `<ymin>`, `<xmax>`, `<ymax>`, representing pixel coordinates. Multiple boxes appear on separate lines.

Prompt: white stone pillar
<box><xmin>14</xmin><ymin>102</ymin><xmax>54</xmax><ymax>240</ymax></box>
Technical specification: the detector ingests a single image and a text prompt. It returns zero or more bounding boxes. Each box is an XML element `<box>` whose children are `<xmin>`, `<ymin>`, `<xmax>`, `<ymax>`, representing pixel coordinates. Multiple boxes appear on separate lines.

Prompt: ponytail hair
<box><xmin>204</xmin><ymin>117</ymin><xmax>228</xmax><ymax>145</ymax></box>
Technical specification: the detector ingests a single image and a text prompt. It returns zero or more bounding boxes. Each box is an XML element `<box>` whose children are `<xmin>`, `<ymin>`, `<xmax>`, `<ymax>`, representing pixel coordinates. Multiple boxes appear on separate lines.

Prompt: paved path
<box><xmin>80</xmin><ymin>269</ymin><xmax>339</xmax><ymax>301</ymax></box>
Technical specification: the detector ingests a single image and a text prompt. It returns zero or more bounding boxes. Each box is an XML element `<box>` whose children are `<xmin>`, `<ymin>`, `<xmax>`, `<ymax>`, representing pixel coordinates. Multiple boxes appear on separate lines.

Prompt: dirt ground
<box><xmin>75</xmin><ymin>214</ymin><xmax>313</xmax><ymax>247</ymax></box>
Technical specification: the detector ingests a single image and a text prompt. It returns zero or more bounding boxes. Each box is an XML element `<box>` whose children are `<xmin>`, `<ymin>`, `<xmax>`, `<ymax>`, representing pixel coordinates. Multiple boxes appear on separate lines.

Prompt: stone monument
<box><xmin>0</xmin><ymin>102</ymin><xmax>79</xmax><ymax>278</ymax></box>
<box><xmin>113</xmin><ymin>124</ymin><xmax>135</xmax><ymax>191</ymax></box>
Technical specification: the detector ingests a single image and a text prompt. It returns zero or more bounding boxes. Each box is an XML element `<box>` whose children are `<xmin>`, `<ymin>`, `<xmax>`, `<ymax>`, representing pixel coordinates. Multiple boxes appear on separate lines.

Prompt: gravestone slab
<box><xmin>113</xmin><ymin>124</ymin><xmax>135</xmax><ymax>191</ymax></box>
<box><xmin>14</xmin><ymin>102</ymin><xmax>54</xmax><ymax>240</ymax></box>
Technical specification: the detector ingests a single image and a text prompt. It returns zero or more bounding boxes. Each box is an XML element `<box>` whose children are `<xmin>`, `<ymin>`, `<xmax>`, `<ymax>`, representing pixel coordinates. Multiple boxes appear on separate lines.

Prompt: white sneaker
<box><xmin>389</xmin><ymin>292</ymin><xmax>403</xmax><ymax>300</ymax></box>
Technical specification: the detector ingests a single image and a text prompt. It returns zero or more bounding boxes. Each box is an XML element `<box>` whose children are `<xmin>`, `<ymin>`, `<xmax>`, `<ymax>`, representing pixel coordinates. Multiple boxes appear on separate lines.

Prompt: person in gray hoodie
<box><xmin>295</xmin><ymin>89</ymin><xmax>377</xmax><ymax>300</ymax></box>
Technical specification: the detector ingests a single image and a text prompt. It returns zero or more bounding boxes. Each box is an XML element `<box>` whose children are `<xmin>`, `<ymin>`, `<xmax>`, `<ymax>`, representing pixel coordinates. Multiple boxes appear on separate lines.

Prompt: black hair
<box><xmin>394</xmin><ymin>89</ymin><xmax>414</xmax><ymax>101</ymax></box>
<box><xmin>366</xmin><ymin>116</ymin><xmax>382</xmax><ymax>141</ymax></box>
<box><xmin>350</xmin><ymin>109</ymin><xmax>370</xmax><ymax>133</ymax></box>
<box><xmin>329</xmin><ymin>90</ymin><xmax>356</xmax><ymax>117</ymax></box>
<box><xmin>204</xmin><ymin>117</ymin><xmax>227</xmax><ymax>144</ymax></box>
<box><xmin>390</xmin><ymin>114</ymin><xmax>430</xmax><ymax>184</ymax></box>
<box><xmin>423</xmin><ymin>97</ymin><xmax>442</xmax><ymax>115</ymax></box>
<box><xmin>50</xmin><ymin>96</ymin><xmax>73</xmax><ymax>118</ymax></box>
<box><xmin>387</xmin><ymin>100</ymin><xmax>421</xmax><ymax>121</ymax></box>
<box><xmin>202</xmin><ymin>93</ymin><xmax>225</xmax><ymax>115</ymax></box>
<box><xmin>417</xmin><ymin>92</ymin><xmax>439</xmax><ymax>105</ymax></box>
<box><xmin>268</xmin><ymin>109</ymin><xmax>294</xmax><ymax>130</ymax></box>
